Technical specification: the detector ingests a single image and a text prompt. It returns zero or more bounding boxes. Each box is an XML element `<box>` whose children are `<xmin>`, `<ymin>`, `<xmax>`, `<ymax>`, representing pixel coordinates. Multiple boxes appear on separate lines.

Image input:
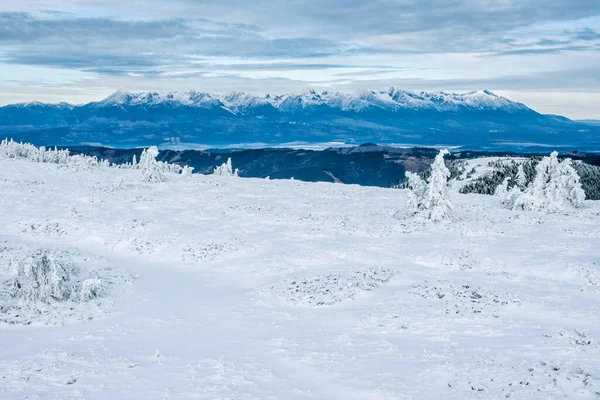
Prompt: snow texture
<box><xmin>1</xmin><ymin>147</ymin><xmax>600</xmax><ymax>399</ymax></box>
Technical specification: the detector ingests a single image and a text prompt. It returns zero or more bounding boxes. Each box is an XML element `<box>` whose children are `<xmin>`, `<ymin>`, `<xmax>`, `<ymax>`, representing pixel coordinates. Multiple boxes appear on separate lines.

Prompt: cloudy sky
<box><xmin>0</xmin><ymin>0</ymin><xmax>599</xmax><ymax>118</ymax></box>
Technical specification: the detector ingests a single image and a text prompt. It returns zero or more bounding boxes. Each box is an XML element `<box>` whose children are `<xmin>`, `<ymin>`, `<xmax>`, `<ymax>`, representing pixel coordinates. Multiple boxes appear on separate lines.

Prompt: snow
<box><xmin>1</xmin><ymin>156</ymin><xmax>600</xmax><ymax>399</ymax></box>
<box><xmin>86</xmin><ymin>88</ymin><xmax>531</xmax><ymax>115</ymax></box>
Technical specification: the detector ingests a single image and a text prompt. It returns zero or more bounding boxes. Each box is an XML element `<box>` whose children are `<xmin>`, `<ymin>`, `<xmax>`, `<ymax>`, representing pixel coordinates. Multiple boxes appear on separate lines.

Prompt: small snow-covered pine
<box><xmin>404</xmin><ymin>149</ymin><xmax>453</xmax><ymax>221</ymax></box>
<box><xmin>424</xmin><ymin>149</ymin><xmax>453</xmax><ymax>221</ymax></box>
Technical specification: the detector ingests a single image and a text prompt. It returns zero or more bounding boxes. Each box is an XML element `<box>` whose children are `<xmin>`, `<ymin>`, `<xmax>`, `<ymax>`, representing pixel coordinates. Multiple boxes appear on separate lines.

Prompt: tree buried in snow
<box><xmin>405</xmin><ymin>149</ymin><xmax>453</xmax><ymax>221</ymax></box>
<box><xmin>213</xmin><ymin>158</ymin><xmax>239</xmax><ymax>177</ymax></box>
<box><xmin>513</xmin><ymin>151</ymin><xmax>585</xmax><ymax>212</ymax></box>
<box><xmin>140</xmin><ymin>146</ymin><xmax>166</xmax><ymax>183</ymax></box>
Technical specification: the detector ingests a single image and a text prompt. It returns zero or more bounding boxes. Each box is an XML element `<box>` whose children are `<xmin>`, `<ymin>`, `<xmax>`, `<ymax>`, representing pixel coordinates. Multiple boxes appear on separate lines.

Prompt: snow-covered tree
<box><xmin>423</xmin><ymin>149</ymin><xmax>453</xmax><ymax>221</ymax></box>
<box><xmin>404</xmin><ymin>171</ymin><xmax>427</xmax><ymax>214</ymax></box>
<box><xmin>516</xmin><ymin>164</ymin><xmax>527</xmax><ymax>190</ymax></box>
<box><xmin>514</xmin><ymin>151</ymin><xmax>585</xmax><ymax>211</ymax></box>
<box><xmin>405</xmin><ymin>149</ymin><xmax>453</xmax><ymax>221</ymax></box>
<box><xmin>213</xmin><ymin>158</ymin><xmax>239</xmax><ymax>177</ymax></box>
<box><xmin>139</xmin><ymin>146</ymin><xmax>166</xmax><ymax>183</ymax></box>
<box><xmin>555</xmin><ymin>158</ymin><xmax>585</xmax><ymax>208</ymax></box>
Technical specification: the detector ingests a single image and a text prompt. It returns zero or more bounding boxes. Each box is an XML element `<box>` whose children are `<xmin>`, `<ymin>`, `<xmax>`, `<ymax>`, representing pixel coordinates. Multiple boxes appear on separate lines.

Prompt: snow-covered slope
<box><xmin>1</xmin><ymin>155</ymin><xmax>600</xmax><ymax>399</ymax></box>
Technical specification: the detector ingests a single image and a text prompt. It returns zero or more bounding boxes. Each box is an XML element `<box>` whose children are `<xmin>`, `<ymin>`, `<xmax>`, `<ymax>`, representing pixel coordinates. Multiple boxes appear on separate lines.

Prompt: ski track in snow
<box><xmin>1</xmin><ymin>158</ymin><xmax>600</xmax><ymax>399</ymax></box>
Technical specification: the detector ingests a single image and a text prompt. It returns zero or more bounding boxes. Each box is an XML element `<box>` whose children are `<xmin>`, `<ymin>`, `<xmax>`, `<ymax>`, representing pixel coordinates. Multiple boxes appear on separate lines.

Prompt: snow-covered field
<box><xmin>1</xmin><ymin>156</ymin><xmax>600</xmax><ymax>399</ymax></box>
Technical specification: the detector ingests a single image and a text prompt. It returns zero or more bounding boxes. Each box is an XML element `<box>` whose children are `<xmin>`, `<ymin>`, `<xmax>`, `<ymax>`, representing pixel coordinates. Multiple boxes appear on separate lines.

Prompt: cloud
<box><xmin>569</xmin><ymin>27</ymin><xmax>600</xmax><ymax>41</ymax></box>
<box><xmin>0</xmin><ymin>1</ymin><xmax>599</xmax><ymax>118</ymax></box>
<box><xmin>493</xmin><ymin>45</ymin><xmax>595</xmax><ymax>56</ymax></box>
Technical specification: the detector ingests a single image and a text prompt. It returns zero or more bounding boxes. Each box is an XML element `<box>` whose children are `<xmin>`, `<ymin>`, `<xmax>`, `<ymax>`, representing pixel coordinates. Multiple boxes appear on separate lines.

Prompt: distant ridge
<box><xmin>1</xmin><ymin>88</ymin><xmax>597</xmax><ymax>151</ymax></box>
<box><xmin>81</xmin><ymin>88</ymin><xmax>534</xmax><ymax>114</ymax></box>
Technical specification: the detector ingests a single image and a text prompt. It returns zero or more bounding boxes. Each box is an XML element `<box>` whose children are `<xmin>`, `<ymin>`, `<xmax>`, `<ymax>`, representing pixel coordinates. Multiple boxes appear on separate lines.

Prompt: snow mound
<box><xmin>579</xmin><ymin>262</ymin><xmax>600</xmax><ymax>291</ymax></box>
<box><xmin>181</xmin><ymin>238</ymin><xmax>245</xmax><ymax>263</ymax></box>
<box><xmin>0</xmin><ymin>245</ymin><xmax>133</xmax><ymax>325</ymax></box>
<box><xmin>410</xmin><ymin>280</ymin><xmax>521</xmax><ymax>317</ymax></box>
<box><xmin>19</xmin><ymin>220</ymin><xmax>72</xmax><ymax>236</ymax></box>
<box><xmin>266</xmin><ymin>266</ymin><xmax>394</xmax><ymax>306</ymax></box>
<box><xmin>445</xmin><ymin>358</ymin><xmax>600</xmax><ymax>398</ymax></box>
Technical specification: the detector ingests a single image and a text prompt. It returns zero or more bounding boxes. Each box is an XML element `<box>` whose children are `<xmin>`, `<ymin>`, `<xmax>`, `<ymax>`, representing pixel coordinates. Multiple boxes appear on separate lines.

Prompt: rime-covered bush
<box><xmin>181</xmin><ymin>165</ymin><xmax>194</xmax><ymax>177</ymax></box>
<box><xmin>405</xmin><ymin>149</ymin><xmax>453</xmax><ymax>221</ymax></box>
<box><xmin>58</xmin><ymin>154</ymin><xmax>101</xmax><ymax>171</ymax></box>
<box><xmin>10</xmin><ymin>249</ymin><xmax>77</xmax><ymax>304</ymax></box>
<box><xmin>1</xmin><ymin>139</ymin><xmax>70</xmax><ymax>164</ymax></box>
<box><xmin>139</xmin><ymin>146</ymin><xmax>167</xmax><ymax>183</ymax></box>
<box><xmin>74</xmin><ymin>278</ymin><xmax>104</xmax><ymax>302</ymax></box>
<box><xmin>1</xmin><ymin>139</ymin><xmax>190</xmax><ymax>176</ymax></box>
<box><xmin>213</xmin><ymin>158</ymin><xmax>239</xmax><ymax>177</ymax></box>
<box><xmin>157</xmin><ymin>161</ymin><xmax>183</xmax><ymax>175</ymax></box>
<box><xmin>460</xmin><ymin>159</ymin><xmax>538</xmax><ymax>196</ymax></box>
<box><xmin>494</xmin><ymin>177</ymin><xmax>511</xmax><ymax>197</ymax></box>
<box><xmin>8</xmin><ymin>249</ymin><xmax>104</xmax><ymax>305</ymax></box>
<box><xmin>405</xmin><ymin>171</ymin><xmax>427</xmax><ymax>214</ymax></box>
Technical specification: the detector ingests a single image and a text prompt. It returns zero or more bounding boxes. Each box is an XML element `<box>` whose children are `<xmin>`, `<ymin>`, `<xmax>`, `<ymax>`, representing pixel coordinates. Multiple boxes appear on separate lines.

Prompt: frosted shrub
<box><xmin>494</xmin><ymin>176</ymin><xmax>521</xmax><ymax>208</ymax></box>
<box><xmin>1</xmin><ymin>139</ymin><xmax>70</xmax><ymax>164</ymax></box>
<box><xmin>157</xmin><ymin>161</ymin><xmax>183</xmax><ymax>175</ymax></box>
<box><xmin>213</xmin><ymin>158</ymin><xmax>239</xmax><ymax>177</ymax></box>
<box><xmin>140</xmin><ymin>146</ymin><xmax>166</xmax><ymax>183</ymax></box>
<box><xmin>1</xmin><ymin>138</ymin><xmax>184</xmax><ymax>175</ymax></box>
<box><xmin>494</xmin><ymin>177</ymin><xmax>510</xmax><ymax>197</ymax></box>
<box><xmin>8</xmin><ymin>249</ymin><xmax>106</xmax><ymax>306</ymax></box>
<box><xmin>405</xmin><ymin>171</ymin><xmax>427</xmax><ymax>214</ymax></box>
<box><xmin>514</xmin><ymin>151</ymin><xmax>585</xmax><ymax>212</ymax></box>
<box><xmin>10</xmin><ymin>249</ymin><xmax>76</xmax><ymax>304</ymax></box>
<box><xmin>181</xmin><ymin>165</ymin><xmax>194</xmax><ymax>177</ymax></box>
<box><xmin>60</xmin><ymin>154</ymin><xmax>100</xmax><ymax>171</ymax></box>
<box><xmin>74</xmin><ymin>278</ymin><xmax>104</xmax><ymax>302</ymax></box>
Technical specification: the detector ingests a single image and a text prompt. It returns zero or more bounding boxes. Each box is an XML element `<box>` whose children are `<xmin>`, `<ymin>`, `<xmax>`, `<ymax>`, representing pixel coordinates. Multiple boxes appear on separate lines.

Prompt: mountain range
<box><xmin>1</xmin><ymin>88</ymin><xmax>598</xmax><ymax>151</ymax></box>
